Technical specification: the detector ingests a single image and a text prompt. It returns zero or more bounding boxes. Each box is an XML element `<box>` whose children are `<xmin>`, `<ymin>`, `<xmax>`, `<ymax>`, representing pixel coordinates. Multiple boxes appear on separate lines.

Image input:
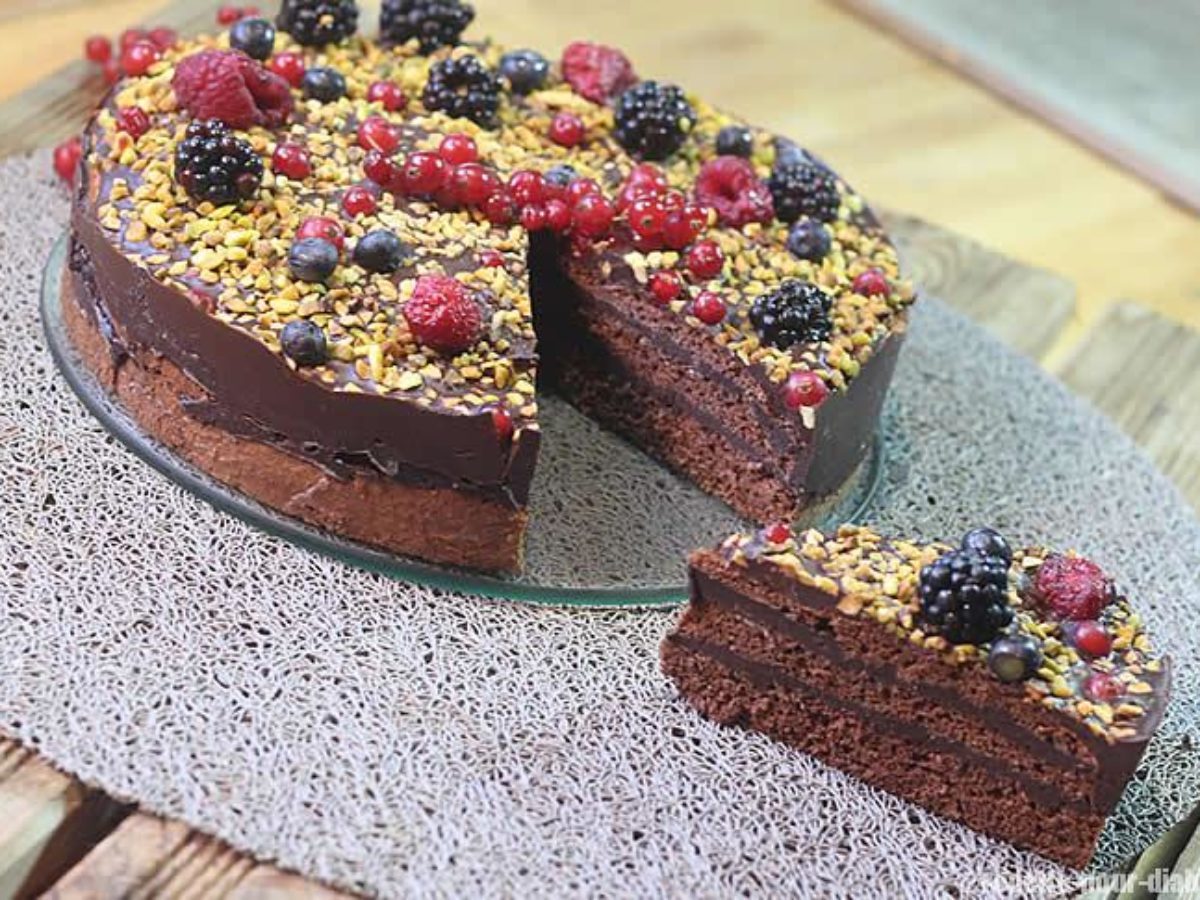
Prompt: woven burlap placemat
<box><xmin>2</xmin><ymin>150</ymin><xmax>1198</xmax><ymax>898</ymax></box>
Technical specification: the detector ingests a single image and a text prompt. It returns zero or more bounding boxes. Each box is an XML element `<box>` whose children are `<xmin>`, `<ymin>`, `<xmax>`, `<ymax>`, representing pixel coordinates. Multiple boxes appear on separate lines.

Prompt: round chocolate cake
<box><xmin>66</xmin><ymin>1</ymin><xmax>916</xmax><ymax>573</ymax></box>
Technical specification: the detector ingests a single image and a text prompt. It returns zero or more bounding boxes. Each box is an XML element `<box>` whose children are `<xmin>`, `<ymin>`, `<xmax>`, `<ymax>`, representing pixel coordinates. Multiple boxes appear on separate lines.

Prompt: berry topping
<box><xmin>549</xmin><ymin>112</ymin><xmax>585</xmax><ymax>148</ymax></box>
<box><xmin>543</xmin><ymin>164</ymin><xmax>577</xmax><ymax>196</ymax></box>
<box><xmin>353</xmin><ymin>230</ymin><xmax>409</xmax><ymax>273</ymax></box>
<box><xmin>764</xmin><ymin>522</ymin><xmax>792</xmax><ymax>545</ymax></box>
<box><xmin>960</xmin><ymin>527</ymin><xmax>1013</xmax><ymax>567</ymax></box>
<box><xmin>381</xmin><ymin>0</ymin><xmax>474</xmax><ymax>52</ymax></box>
<box><xmin>519</xmin><ymin>204</ymin><xmax>547</xmax><ymax>232</ymax></box>
<box><xmin>715</xmin><ymin>125</ymin><xmax>754</xmax><ymax>158</ymax></box>
<box><xmin>121</xmin><ymin>40</ymin><xmax>161</xmax><ymax>77</ymax></box>
<box><xmin>491</xmin><ymin>406</ymin><xmax>514</xmax><ymax>442</ymax></box>
<box><xmin>694</xmin><ymin>156</ymin><xmax>773</xmax><ymax>228</ymax></box>
<box><xmin>571</xmin><ymin>193</ymin><xmax>616</xmax><ymax>237</ymax></box>
<box><xmin>628</xmin><ymin>196</ymin><xmax>666</xmax><ymax>240</ymax></box>
<box><xmin>358</xmin><ymin>116</ymin><xmax>400</xmax><ymax>153</ymax></box>
<box><xmin>785</xmin><ymin>219</ymin><xmax>831</xmax><ymax>262</ymax></box>
<box><xmin>85</xmin><ymin>36</ymin><xmax>113</xmax><ymax>64</ymax></box>
<box><xmin>288</xmin><ymin>237</ymin><xmax>339</xmax><ymax>282</ymax></box>
<box><xmin>482</xmin><ymin>191</ymin><xmax>517</xmax><ymax>226</ymax></box>
<box><xmin>561</xmin><ymin>41</ymin><xmax>636</xmax><ymax>104</ymax></box>
<box><xmin>769</xmin><ymin>158</ymin><xmax>841</xmax><ymax>224</ymax></box>
<box><xmin>660</xmin><ymin>206</ymin><xmax>707</xmax><ymax>251</ymax></box>
<box><xmin>544</xmin><ymin>199</ymin><xmax>572</xmax><ymax>232</ymax></box>
<box><xmin>404</xmin><ymin>275</ymin><xmax>482</xmax><ymax>353</ymax></box>
<box><xmin>174</xmin><ymin>119</ymin><xmax>263</xmax><ymax>205</ymax></box>
<box><xmin>302</xmin><ymin>66</ymin><xmax>347</xmax><ymax>102</ymax></box>
<box><xmin>853</xmin><ymin>268</ymin><xmax>890</xmax><ymax>298</ymax></box>
<box><xmin>783</xmin><ymin>370</ymin><xmax>829</xmax><ymax>410</ymax></box>
<box><xmin>229</xmin><ymin>17</ymin><xmax>276</xmax><ymax>60</ymax></box>
<box><xmin>507</xmin><ymin>169</ymin><xmax>545</xmax><ymax>206</ymax></box>
<box><xmin>692</xmin><ymin>291</ymin><xmax>726</xmax><ymax>325</ymax></box>
<box><xmin>53</xmin><ymin>137</ymin><xmax>82</xmax><ymax>184</ymax></box>
<box><xmin>400</xmin><ymin>151</ymin><xmax>447</xmax><ymax>195</ymax></box>
<box><xmin>341</xmin><ymin>185</ymin><xmax>378</xmax><ymax>217</ymax></box>
<box><xmin>102</xmin><ymin>60</ymin><xmax>122</xmax><ymax>85</ymax></box>
<box><xmin>479</xmin><ymin>249</ymin><xmax>504</xmax><ymax>268</ymax></box>
<box><xmin>438</xmin><ymin>133</ymin><xmax>478</xmax><ymax>164</ymax></box>
<box><xmin>649</xmin><ymin>270</ymin><xmax>683</xmax><ymax>304</ymax></box>
<box><xmin>422</xmin><ymin>54</ymin><xmax>501</xmax><ymax>127</ymax></box>
<box><xmin>296</xmin><ymin>216</ymin><xmax>344</xmax><ymax>251</ymax></box>
<box><xmin>116</xmin><ymin>107</ymin><xmax>151</xmax><ymax>140</ymax></box>
<box><xmin>280</xmin><ymin>319</ymin><xmax>328</xmax><ymax>366</ymax></box>
<box><xmin>217</xmin><ymin>6</ymin><xmax>245</xmax><ymax>25</ymax></box>
<box><xmin>272</xmin><ymin>142</ymin><xmax>312</xmax><ymax>180</ymax></box>
<box><xmin>613</xmin><ymin>81</ymin><xmax>696</xmax><ymax>161</ymax></box>
<box><xmin>363</xmin><ymin>150</ymin><xmax>402</xmax><ymax>190</ymax></box>
<box><xmin>918</xmin><ymin>549</ymin><xmax>1014</xmax><ymax>645</ymax></box>
<box><xmin>749</xmin><ymin>281</ymin><xmax>832</xmax><ymax>349</ymax></box>
<box><xmin>686</xmin><ymin>239</ymin><xmax>724</xmax><ymax>280</ymax></box>
<box><xmin>499</xmin><ymin>49</ymin><xmax>550</xmax><ymax>95</ymax></box>
<box><xmin>443</xmin><ymin>162</ymin><xmax>496</xmax><ymax>206</ymax></box>
<box><xmin>1035</xmin><ymin>555</ymin><xmax>1114</xmax><ymax>621</ymax></box>
<box><xmin>268</xmin><ymin>51</ymin><xmax>307</xmax><ymax>87</ymax></box>
<box><xmin>119</xmin><ymin>28</ymin><xmax>147</xmax><ymax>53</ymax></box>
<box><xmin>367</xmin><ymin>81</ymin><xmax>407</xmax><ymax>111</ymax></box>
<box><xmin>148</xmin><ymin>27</ymin><xmax>179</xmax><ymax>50</ymax></box>
<box><xmin>276</xmin><ymin>0</ymin><xmax>359</xmax><ymax>46</ymax></box>
<box><xmin>1083</xmin><ymin>672</ymin><xmax>1124</xmax><ymax>703</ymax></box>
<box><xmin>987</xmin><ymin>635</ymin><xmax>1042</xmax><ymax>683</ymax></box>
<box><xmin>1070</xmin><ymin>621</ymin><xmax>1113</xmax><ymax>658</ymax></box>
<box><xmin>173</xmin><ymin>50</ymin><xmax>294</xmax><ymax>129</ymax></box>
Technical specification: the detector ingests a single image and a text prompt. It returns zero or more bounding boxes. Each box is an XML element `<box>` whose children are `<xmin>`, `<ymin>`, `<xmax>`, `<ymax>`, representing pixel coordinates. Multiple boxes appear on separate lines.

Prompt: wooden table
<box><xmin>1</xmin><ymin>1</ymin><xmax>1198</xmax><ymax>896</ymax></box>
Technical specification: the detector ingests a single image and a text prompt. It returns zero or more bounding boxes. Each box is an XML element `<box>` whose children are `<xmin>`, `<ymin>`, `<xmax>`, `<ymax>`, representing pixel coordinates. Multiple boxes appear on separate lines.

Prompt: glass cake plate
<box><xmin>41</xmin><ymin>235</ymin><xmax>882</xmax><ymax>607</ymax></box>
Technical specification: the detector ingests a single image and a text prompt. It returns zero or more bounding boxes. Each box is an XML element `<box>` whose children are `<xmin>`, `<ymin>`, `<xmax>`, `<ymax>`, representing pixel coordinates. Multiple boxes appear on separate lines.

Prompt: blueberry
<box><xmin>786</xmin><ymin>219</ymin><xmax>831</xmax><ymax>262</ymax></box>
<box><xmin>353</xmin><ymin>230</ymin><xmax>409</xmax><ymax>274</ymax></box>
<box><xmin>962</xmin><ymin>527</ymin><xmax>1013</xmax><ymax>566</ymax></box>
<box><xmin>280</xmin><ymin>320</ymin><xmax>327</xmax><ymax>367</ymax></box>
<box><xmin>716</xmin><ymin>125</ymin><xmax>753</xmax><ymax>158</ymax></box>
<box><xmin>987</xmin><ymin>635</ymin><xmax>1042</xmax><ymax>683</ymax></box>
<box><xmin>302</xmin><ymin>66</ymin><xmax>347</xmax><ymax>102</ymax></box>
<box><xmin>499</xmin><ymin>49</ymin><xmax>549</xmax><ymax>95</ymax></box>
<box><xmin>288</xmin><ymin>237</ymin><xmax>339</xmax><ymax>283</ymax></box>
<box><xmin>230</xmin><ymin>17</ymin><xmax>276</xmax><ymax>61</ymax></box>
<box><xmin>544</xmin><ymin>164</ymin><xmax>577</xmax><ymax>189</ymax></box>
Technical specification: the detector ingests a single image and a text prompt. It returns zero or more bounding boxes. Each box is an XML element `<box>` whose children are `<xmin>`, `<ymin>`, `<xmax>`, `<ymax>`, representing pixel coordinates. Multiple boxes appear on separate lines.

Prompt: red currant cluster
<box><xmin>83</xmin><ymin>26</ymin><xmax>176</xmax><ymax>86</ymax></box>
<box><xmin>217</xmin><ymin>6</ymin><xmax>262</xmax><ymax>25</ymax></box>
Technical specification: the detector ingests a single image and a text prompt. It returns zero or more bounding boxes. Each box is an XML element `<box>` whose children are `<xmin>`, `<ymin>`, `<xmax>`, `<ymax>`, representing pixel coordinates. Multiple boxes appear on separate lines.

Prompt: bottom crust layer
<box><xmin>62</xmin><ymin>277</ymin><xmax>526</xmax><ymax>574</ymax></box>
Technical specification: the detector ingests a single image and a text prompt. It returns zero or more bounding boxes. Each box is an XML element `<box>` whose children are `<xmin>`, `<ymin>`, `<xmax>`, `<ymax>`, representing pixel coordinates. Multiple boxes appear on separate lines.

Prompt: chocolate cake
<box><xmin>65</xmin><ymin>1</ymin><xmax>915</xmax><ymax>572</ymax></box>
<box><xmin>661</xmin><ymin>524</ymin><xmax>1170</xmax><ymax>868</ymax></box>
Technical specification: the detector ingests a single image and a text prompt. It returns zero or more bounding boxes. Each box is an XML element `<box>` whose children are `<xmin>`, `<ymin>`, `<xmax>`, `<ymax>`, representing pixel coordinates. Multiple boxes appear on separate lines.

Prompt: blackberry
<box><xmin>276</xmin><ymin>0</ymin><xmax>359</xmax><ymax>46</ymax></box>
<box><xmin>961</xmin><ymin>527</ymin><xmax>1013</xmax><ymax>567</ymax></box>
<box><xmin>381</xmin><ymin>0</ymin><xmax>474</xmax><ymax>53</ymax></box>
<box><xmin>613</xmin><ymin>81</ymin><xmax>696</xmax><ymax>161</ymax></box>
<box><xmin>174</xmin><ymin>119</ymin><xmax>263</xmax><ymax>206</ymax></box>
<box><xmin>716</xmin><ymin>125</ymin><xmax>753</xmax><ymax>158</ymax></box>
<box><xmin>422</xmin><ymin>54</ymin><xmax>501</xmax><ymax>127</ymax></box>
<box><xmin>748</xmin><ymin>281</ymin><xmax>832</xmax><ymax>349</ymax></box>
<box><xmin>919</xmin><ymin>549</ymin><xmax>1014</xmax><ymax>646</ymax></box>
<box><xmin>768</xmin><ymin>159</ymin><xmax>841</xmax><ymax>224</ymax></box>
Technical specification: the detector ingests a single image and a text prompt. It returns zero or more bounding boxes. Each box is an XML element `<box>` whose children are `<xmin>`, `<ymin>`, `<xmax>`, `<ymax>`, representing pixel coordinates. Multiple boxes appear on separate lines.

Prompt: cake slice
<box><xmin>661</xmin><ymin>524</ymin><xmax>1170</xmax><ymax>868</ymax></box>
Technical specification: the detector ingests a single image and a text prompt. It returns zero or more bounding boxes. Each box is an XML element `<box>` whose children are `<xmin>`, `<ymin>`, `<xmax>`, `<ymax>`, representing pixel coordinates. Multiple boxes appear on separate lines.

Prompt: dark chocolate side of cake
<box><xmin>530</xmin><ymin>237</ymin><xmax>905</xmax><ymax>523</ymax></box>
<box><xmin>660</xmin><ymin>550</ymin><xmax>1159</xmax><ymax>869</ymax></box>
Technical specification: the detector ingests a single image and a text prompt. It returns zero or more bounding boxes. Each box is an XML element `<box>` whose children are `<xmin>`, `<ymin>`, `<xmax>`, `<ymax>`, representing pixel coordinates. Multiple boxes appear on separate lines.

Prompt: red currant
<box><xmin>342</xmin><ymin>186</ymin><xmax>378</xmax><ymax>218</ymax></box>
<box><xmin>648</xmin><ymin>270</ymin><xmax>682</xmax><ymax>305</ymax></box>
<box><xmin>448</xmin><ymin>163</ymin><xmax>500</xmax><ymax>207</ymax></box>
<box><xmin>571</xmin><ymin>193</ymin><xmax>615</xmax><ymax>237</ymax></box>
<box><xmin>367</xmin><ymin>81</ymin><xmax>406</xmax><ymax>112</ymax></box>
<box><xmin>119</xmin><ymin>28</ymin><xmax>147</xmax><ymax>52</ymax></box>
<box><xmin>783</xmin><ymin>371</ymin><xmax>830</xmax><ymax>410</ymax></box>
<box><xmin>217</xmin><ymin>6</ymin><xmax>243</xmax><ymax>25</ymax></box>
<box><xmin>121</xmin><ymin>40</ymin><xmax>161</xmax><ymax>77</ymax></box>
<box><xmin>148</xmin><ymin>27</ymin><xmax>178</xmax><ymax>50</ymax></box>
<box><xmin>764</xmin><ymin>522</ymin><xmax>792</xmax><ymax>544</ymax></box>
<box><xmin>1071</xmin><ymin>621</ymin><xmax>1113</xmax><ymax>658</ymax></box>
<box><xmin>358</xmin><ymin>116</ymin><xmax>400</xmax><ymax>154</ymax></box>
<box><xmin>627</xmin><ymin>162</ymin><xmax>668</xmax><ymax>194</ymax></box>
<box><xmin>53</xmin><ymin>137</ymin><xmax>82</xmax><ymax>183</ymax></box>
<box><xmin>520</xmin><ymin>204</ymin><xmax>548</xmax><ymax>232</ymax></box>
<box><xmin>565</xmin><ymin>178</ymin><xmax>601</xmax><ymax>206</ymax></box>
<box><xmin>692</xmin><ymin>291</ymin><xmax>726</xmax><ymax>325</ymax></box>
<box><xmin>661</xmin><ymin>205</ymin><xmax>707</xmax><ymax>250</ymax></box>
<box><xmin>116</xmin><ymin>106</ymin><xmax>150</xmax><ymax>139</ymax></box>
<box><xmin>483</xmin><ymin>191</ymin><xmax>518</xmax><ymax>226</ymax></box>
<box><xmin>628</xmin><ymin>196</ymin><xmax>666</xmax><ymax>239</ymax></box>
<box><xmin>438</xmin><ymin>133</ymin><xmax>478</xmax><ymax>165</ymax></box>
<box><xmin>84</xmin><ymin>35</ymin><xmax>113</xmax><ymax>64</ymax></box>
<box><xmin>687</xmin><ymin>240</ymin><xmax>724</xmax><ymax>280</ymax></box>
<box><xmin>544</xmin><ymin>199</ymin><xmax>571</xmax><ymax>232</ymax></box>
<box><xmin>269</xmin><ymin>52</ymin><xmax>306</xmax><ymax>87</ymax></box>
<box><xmin>1083</xmin><ymin>672</ymin><xmax>1123</xmax><ymax>702</ymax></box>
<box><xmin>243</xmin><ymin>5</ymin><xmax>261</xmax><ymax>15</ymax></box>
<box><xmin>548</xmin><ymin>112</ymin><xmax>585</xmax><ymax>148</ymax></box>
<box><xmin>297</xmin><ymin>217</ymin><xmax>345</xmax><ymax>252</ymax></box>
<box><xmin>272</xmin><ymin>142</ymin><xmax>312</xmax><ymax>180</ymax></box>
<box><xmin>853</xmin><ymin>268</ymin><xmax>891</xmax><ymax>298</ymax></box>
<box><xmin>480</xmin><ymin>249</ymin><xmax>505</xmax><ymax>268</ymax></box>
<box><xmin>102</xmin><ymin>60</ymin><xmax>121</xmax><ymax>85</ymax></box>
<box><xmin>400</xmin><ymin>151</ymin><xmax>447</xmax><ymax>196</ymax></box>
<box><xmin>363</xmin><ymin>150</ymin><xmax>402</xmax><ymax>191</ymax></box>
<box><xmin>659</xmin><ymin>190</ymin><xmax>686</xmax><ymax>212</ymax></box>
<box><xmin>491</xmin><ymin>407</ymin><xmax>515</xmax><ymax>442</ymax></box>
<box><xmin>508</xmin><ymin>170</ymin><xmax>546</xmax><ymax>206</ymax></box>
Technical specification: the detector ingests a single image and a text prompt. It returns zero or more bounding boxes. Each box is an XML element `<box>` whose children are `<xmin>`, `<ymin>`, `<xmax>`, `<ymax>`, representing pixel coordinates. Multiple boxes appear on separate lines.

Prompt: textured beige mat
<box><xmin>1</xmin><ymin>151</ymin><xmax>1199</xmax><ymax>897</ymax></box>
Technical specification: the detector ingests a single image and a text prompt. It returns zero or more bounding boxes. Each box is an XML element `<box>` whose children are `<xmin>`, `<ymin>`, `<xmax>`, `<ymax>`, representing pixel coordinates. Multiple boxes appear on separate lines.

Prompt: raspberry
<box><xmin>783</xmin><ymin>371</ymin><xmax>829</xmax><ymax>410</ymax></box>
<box><xmin>404</xmin><ymin>275</ymin><xmax>482</xmax><ymax>353</ymax></box>
<box><xmin>1035</xmin><ymin>555</ymin><xmax>1114</xmax><ymax>621</ymax></box>
<box><xmin>342</xmin><ymin>186</ymin><xmax>378</xmax><ymax>217</ymax></box>
<box><xmin>853</xmin><ymin>268</ymin><xmax>891</xmax><ymax>298</ymax></box>
<box><xmin>269</xmin><ymin>52</ymin><xmax>307</xmax><ymax>87</ymax></box>
<box><xmin>358</xmin><ymin>116</ymin><xmax>400</xmax><ymax>154</ymax></box>
<box><xmin>686</xmin><ymin>240</ymin><xmax>724</xmax><ymax>280</ymax></box>
<box><xmin>694</xmin><ymin>157</ymin><xmax>773</xmax><ymax>228</ymax></box>
<box><xmin>116</xmin><ymin>107</ymin><xmax>151</xmax><ymax>139</ymax></box>
<box><xmin>561</xmin><ymin>41</ymin><xmax>637</xmax><ymax>103</ymax></box>
<box><xmin>367</xmin><ymin>81</ymin><xmax>407</xmax><ymax>111</ymax></box>
<box><xmin>692</xmin><ymin>291</ymin><xmax>726</xmax><ymax>325</ymax></box>
<box><xmin>297</xmin><ymin>216</ymin><xmax>344</xmax><ymax>252</ymax></box>
<box><xmin>648</xmin><ymin>270</ymin><xmax>682</xmax><ymax>304</ymax></box>
<box><xmin>121</xmin><ymin>40</ymin><xmax>161</xmax><ymax>77</ymax></box>
<box><xmin>549</xmin><ymin>112</ymin><xmax>585</xmax><ymax>147</ymax></box>
<box><xmin>53</xmin><ymin>137</ymin><xmax>82</xmax><ymax>183</ymax></box>
<box><xmin>173</xmin><ymin>50</ymin><xmax>294</xmax><ymax>130</ymax></box>
<box><xmin>272</xmin><ymin>142</ymin><xmax>312</xmax><ymax>180</ymax></box>
<box><xmin>85</xmin><ymin>35</ymin><xmax>113</xmax><ymax>64</ymax></box>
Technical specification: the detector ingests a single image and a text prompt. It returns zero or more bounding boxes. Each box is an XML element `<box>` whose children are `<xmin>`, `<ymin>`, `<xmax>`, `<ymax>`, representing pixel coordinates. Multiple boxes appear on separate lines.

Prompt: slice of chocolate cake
<box><xmin>661</xmin><ymin>524</ymin><xmax>1170</xmax><ymax>868</ymax></box>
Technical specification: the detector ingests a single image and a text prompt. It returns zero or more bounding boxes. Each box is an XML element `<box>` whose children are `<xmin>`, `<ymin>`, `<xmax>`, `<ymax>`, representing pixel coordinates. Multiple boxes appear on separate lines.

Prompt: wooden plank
<box><xmin>880</xmin><ymin>209</ymin><xmax>1076</xmax><ymax>360</ymax></box>
<box><xmin>1055</xmin><ymin>302</ymin><xmax>1200</xmax><ymax>510</ymax></box>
